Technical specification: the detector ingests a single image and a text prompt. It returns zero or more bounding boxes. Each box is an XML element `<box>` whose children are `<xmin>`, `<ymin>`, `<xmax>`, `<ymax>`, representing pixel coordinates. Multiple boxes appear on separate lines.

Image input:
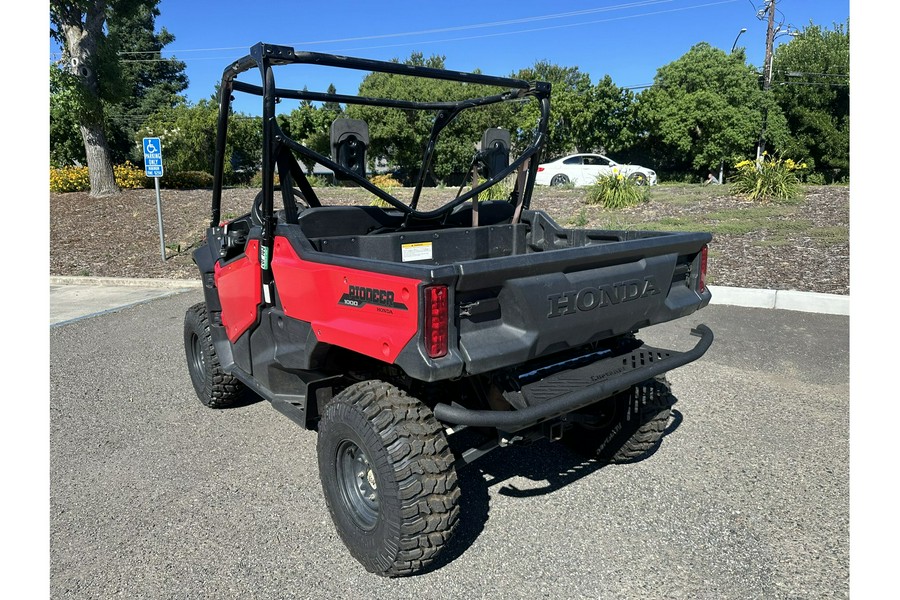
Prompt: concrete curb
<box><xmin>48</xmin><ymin>277</ymin><xmax>850</xmax><ymax>316</ymax></box>
<box><xmin>707</xmin><ymin>285</ymin><xmax>849</xmax><ymax>316</ymax></box>
<box><xmin>50</xmin><ymin>275</ymin><xmax>201</xmax><ymax>289</ymax></box>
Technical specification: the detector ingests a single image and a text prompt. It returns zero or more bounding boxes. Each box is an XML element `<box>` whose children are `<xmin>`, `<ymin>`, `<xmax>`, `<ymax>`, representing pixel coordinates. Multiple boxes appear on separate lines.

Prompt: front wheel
<box><xmin>317</xmin><ymin>380</ymin><xmax>460</xmax><ymax>576</ymax></box>
<box><xmin>183</xmin><ymin>302</ymin><xmax>245</xmax><ymax>408</ymax></box>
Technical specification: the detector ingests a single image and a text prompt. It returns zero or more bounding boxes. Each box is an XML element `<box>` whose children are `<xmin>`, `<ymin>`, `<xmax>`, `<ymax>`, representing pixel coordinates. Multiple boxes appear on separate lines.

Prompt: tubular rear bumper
<box><xmin>432</xmin><ymin>324</ymin><xmax>713</xmax><ymax>431</ymax></box>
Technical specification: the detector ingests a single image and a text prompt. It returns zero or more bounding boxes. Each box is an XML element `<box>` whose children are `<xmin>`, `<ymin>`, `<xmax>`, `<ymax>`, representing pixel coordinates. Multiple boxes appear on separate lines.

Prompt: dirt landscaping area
<box><xmin>49</xmin><ymin>184</ymin><xmax>849</xmax><ymax>295</ymax></box>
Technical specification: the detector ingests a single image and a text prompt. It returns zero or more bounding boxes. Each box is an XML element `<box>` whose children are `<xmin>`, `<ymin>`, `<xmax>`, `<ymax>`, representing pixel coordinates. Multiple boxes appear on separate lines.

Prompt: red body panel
<box><xmin>271</xmin><ymin>236</ymin><xmax>421</xmax><ymax>363</ymax></box>
<box><xmin>215</xmin><ymin>240</ymin><xmax>262</xmax><ymax>342</ymax></box>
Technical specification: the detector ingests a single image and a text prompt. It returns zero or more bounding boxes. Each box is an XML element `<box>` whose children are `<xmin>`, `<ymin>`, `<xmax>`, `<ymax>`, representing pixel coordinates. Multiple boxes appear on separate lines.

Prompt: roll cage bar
<box><xmin>210</xmin><ymin>43</ymin><xmax>552</xmax><ymax>232</ymax></box>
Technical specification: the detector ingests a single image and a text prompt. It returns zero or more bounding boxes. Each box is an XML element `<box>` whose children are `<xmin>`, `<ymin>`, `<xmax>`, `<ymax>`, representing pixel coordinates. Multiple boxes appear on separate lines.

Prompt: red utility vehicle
<box><xmin>184</xmin><ymin>44</ymin><xmax>713</xmax><ymax>576</ymax></box>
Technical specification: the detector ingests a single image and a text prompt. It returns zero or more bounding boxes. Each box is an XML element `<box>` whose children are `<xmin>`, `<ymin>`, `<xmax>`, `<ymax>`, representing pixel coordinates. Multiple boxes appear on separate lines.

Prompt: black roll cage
<box><xmin>209</xmin><ymin>43</ymin><xmax>552</xmax><ymax>231</ymax></box>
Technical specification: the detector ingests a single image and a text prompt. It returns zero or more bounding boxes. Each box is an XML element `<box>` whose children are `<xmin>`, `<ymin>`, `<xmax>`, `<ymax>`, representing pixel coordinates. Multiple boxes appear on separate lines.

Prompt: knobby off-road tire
<box><xmin>317</xmin><ymin>380</ymin><xmax>460</xmax><ymax>577</ymax></box>
<box><xmin>566</xmin><ymin>377</ymin><xmax>675</xmax><ymax>464</ymax></box>
<box><xmin>183</xmin><ymin>302</ymin><xmax>246</xmax><ymax>408</ymax></box>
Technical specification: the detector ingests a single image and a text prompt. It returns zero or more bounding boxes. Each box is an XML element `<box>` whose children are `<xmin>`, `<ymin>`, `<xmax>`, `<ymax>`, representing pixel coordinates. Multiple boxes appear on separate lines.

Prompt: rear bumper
<box><xmin>432</xmin><ymin>324</ymin><xmax>713</xmax><ymax>431</ymax></box>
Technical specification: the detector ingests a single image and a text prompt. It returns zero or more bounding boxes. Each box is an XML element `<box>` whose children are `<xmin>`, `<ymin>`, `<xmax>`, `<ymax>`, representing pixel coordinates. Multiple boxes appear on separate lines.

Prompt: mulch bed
<box><xmin>49</xmin><ymin>185</ymin><xmax>849</xmax><ymax>295</ymax></box>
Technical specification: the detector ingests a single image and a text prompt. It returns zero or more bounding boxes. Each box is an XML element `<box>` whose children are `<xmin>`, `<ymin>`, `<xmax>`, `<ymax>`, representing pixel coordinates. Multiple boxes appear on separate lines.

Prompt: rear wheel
<box><xmin>550</xmin><ymin>173</ymin><xmax>570</xmax><ymax>187</ymax></box>
<box><xmin>629</xmin><ymin>172</ymin><xmax>648</xmax><ymax>186</ymax></box>
<box><xmin>183</xmin><ymin>302</ymin><xmax>245</xmax><ymax>408</ymax></box>
<box><xmin>317</xmin><ymin>380</ymin><xmax>460</xmax><ymax>577</ymax></box>
<box><xmin>565</xmin><ymin>377</ymin><xmax>675</xmax><ymax>463</ymax></box>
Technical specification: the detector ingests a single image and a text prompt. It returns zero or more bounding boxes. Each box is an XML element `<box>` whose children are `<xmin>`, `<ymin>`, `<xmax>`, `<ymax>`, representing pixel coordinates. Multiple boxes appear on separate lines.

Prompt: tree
<box><xmin>51</xmin><ymin>1</ymin><xmax>125</xmax><ymax>196</ymax></box>
<box><xmin>503</xmin><ymin>63</ymin><xmax>637</xmax><ymax>166</ymax></box>
<box><xmin>50</xmin><ymin>64</ymin><xmax>86</xmax><ymax>168</ymax></box>
<box><xmin>139</xmin><ymin>99</ymin><xmax>218</xmax><ymax>174</ymax></box>
<box><xmin>772</xmin><ymin>21</ymin><xmax>850</xmax><ymax>182</ymax></box>
<box><xmin>105</xmin><ymin>2</ymin><xmax>188</xmax><ymax>163</ymax></box>
<box><xmin>139</xmin><ymin>97</ymin><xmax>262</xmax><ymax>184</ymax></box>
<box><xmin>281</xmin><ymin>86</ymin><xmax>344</xmax><ymax>176</ymax></box>
<box><xmin>349</xmin><ymin>53</ymin><xmax>515</xmax><ymax>185</ymax></box>
<box><xmin>635</xmin><ymin>43</ymin><xmax>789</xmax><ymax>180</ymax></box>
<box><xmin>50</xmin><ymin>1</ymin><xmax>182</xmax><ymax>195</ymax></box>
<box><xmin>510</xmin><ymin>62</ymin><xmax>594</xmax><ymax>159</ymax></box>
<box><xmin>574</xmin><ymin>75</ymin><xmax>637</xmax><ymax>156</ymax></box>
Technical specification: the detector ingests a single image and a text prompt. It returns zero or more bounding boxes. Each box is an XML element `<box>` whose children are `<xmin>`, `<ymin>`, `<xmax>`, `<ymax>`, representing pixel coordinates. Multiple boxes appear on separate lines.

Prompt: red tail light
<box><xmin>424</xmin><ymin>285</ymin><xmax>449</xmax><ymax>358</ymax></box>
<box><xmin>698</xmin><ymin>245</ymin><xmax>709</xmax><ymax>293</ymax></box>
<box><xmin>537</xmin><ymin>166</ymin><xmax>545</xmax><ymax>172</ymax></box>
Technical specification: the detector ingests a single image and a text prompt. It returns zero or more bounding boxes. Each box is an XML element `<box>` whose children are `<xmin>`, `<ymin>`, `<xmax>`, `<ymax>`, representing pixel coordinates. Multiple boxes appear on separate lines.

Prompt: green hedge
<box><xmin>160</xmin><ymin>171</ymin><xmax>214</xmax><ymax>189</ymax></box>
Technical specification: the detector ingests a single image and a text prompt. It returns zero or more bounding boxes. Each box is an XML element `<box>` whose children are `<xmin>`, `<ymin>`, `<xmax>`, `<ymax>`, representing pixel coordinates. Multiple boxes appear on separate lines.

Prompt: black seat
<box><xmin>295</xmin><ymin>206</ymin><xmax>405</xmax><ymax>239</ymax></box>
<box><xmin>445</xmin><ymin>200</ymin><xmax>515</xmax><ymax>228</ymax></box>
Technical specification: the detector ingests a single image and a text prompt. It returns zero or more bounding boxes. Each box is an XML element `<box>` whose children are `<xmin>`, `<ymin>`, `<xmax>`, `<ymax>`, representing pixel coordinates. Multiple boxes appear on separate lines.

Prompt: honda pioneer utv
<box><xmin>184</xmin><ymin>43</ymin><xmax>714</xmax><ymax>577</ymax></box>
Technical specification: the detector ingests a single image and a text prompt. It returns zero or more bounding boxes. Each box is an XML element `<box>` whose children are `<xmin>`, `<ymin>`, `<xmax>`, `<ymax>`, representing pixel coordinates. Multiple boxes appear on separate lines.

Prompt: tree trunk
<box><xmin>80</xmin><ymin>122</ymin><xmax>119</xmax><ymax>197</ymax></box>
<box><xmin>58</xmin><ymin>1</ymin><xmax>120</xmax><ymax>197</ymax></box>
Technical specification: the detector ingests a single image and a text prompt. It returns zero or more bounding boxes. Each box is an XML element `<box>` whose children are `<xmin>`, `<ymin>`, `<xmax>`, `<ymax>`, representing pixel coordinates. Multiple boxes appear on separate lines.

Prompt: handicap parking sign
<box><xmin>143</xmin><ymin>137</ymin><xmax>163</xmax><ymax>178</ymax></box>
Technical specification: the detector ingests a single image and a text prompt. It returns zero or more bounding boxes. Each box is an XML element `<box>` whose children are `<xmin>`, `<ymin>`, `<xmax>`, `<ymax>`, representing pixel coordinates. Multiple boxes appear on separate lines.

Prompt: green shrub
<box><xmin>161</xmin><ymin>170</ymin><xmax>214</xmax><ymax>189</ymax></box>
<box><xmin>249</xmin><ymin>170</ymin><xmax>331</xmax><ymax>188</ymax></box>
<box><xmin>585</xmin><ymin>169</ymin><xmax>649</xmax><ymax>209</ymax></box>
<box><xmin>805</xmin><ymin>171</ymin><xmax>826</xmax><ymax>185</ymax></box>
<box><xmin>730</xmin><ymin>154</ymin><xmax>806</xmax><ymax>202</ymax></box>
<box><xmin>467</xmin><ymin>175</ymin><xmax>514</xmax><ymax>201</ymax></box>
<box><xmin>249</xmin><ymin>170</ymin><xmax>280</xmax><ymax>188</ymax></box>
<box><xmin>569</xmin><ymin>207</ymin><xmax>589</xmax><ymax>228</ymax></box>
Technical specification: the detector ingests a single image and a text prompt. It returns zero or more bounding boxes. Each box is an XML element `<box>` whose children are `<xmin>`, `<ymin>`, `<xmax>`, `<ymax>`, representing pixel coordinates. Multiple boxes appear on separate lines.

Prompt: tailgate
<box><xmin>453</xmin><ymin>225</ymin><xmax>711</xmax><ymax>374</ymax></box>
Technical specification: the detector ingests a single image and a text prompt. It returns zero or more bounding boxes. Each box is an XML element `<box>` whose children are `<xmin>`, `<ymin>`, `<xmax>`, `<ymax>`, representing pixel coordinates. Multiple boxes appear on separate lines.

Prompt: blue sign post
<box><xmin>143</xmin><ymin>137</ymin><xmax>166</xmax><ymax>261</ymax></box>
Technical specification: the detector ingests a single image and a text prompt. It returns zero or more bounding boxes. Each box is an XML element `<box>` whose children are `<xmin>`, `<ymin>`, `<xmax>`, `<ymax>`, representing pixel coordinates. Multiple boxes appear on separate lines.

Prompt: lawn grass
<box><xmin>568</xmin><ymin>185</ymin><xmax>843</xmax><ymax>242</ymax></box>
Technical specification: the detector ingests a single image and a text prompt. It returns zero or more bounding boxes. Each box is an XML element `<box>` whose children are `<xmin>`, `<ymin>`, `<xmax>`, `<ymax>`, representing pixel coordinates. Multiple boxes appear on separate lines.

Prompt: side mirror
<box><xmin>331</xmin><ymin>119</ymin><xmax>369</xmax><ymax>181</ymax></box>
<box><xmin>480</xmin><ymin>128</ymin><xmax>510</xmax><ymax>180</ymax></box>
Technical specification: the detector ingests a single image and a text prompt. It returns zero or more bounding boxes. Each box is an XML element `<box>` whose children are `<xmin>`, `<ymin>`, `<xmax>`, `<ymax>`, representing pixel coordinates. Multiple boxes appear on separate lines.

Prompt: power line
<box><xmin>115</xmin><ymin>0</ymin><xmax>679</xmax><ymax>56</ymax></box>
<box><xmin>332</xmin><ymin>1</ymin><xmax>736</xmax><ymax>54</ymax></box>
<box><xmin>108</xmin><ymin>0</ymin><xmax>739</xmax><ymax>63</ymax></box>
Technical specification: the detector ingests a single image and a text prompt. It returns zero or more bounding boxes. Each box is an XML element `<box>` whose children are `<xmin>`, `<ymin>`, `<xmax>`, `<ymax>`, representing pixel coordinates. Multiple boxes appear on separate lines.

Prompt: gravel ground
<box><xmin>49</xmin><ymin>184</ymin><xmax>849</xmax><ymax>295</ymax></box>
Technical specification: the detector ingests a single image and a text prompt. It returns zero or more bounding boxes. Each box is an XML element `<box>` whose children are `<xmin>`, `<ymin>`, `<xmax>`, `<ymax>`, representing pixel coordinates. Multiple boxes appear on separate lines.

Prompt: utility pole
<box><xmin>756</xmin><ymin>0</ymin><xmax>776</xmax><ymax>163</ymax></box>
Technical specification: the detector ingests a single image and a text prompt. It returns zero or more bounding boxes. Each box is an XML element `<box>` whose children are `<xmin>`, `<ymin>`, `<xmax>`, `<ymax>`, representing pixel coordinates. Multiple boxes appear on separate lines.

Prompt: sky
<box><xmin>78</xmin><ymin>0</ymin><xmax>851</xmax><ymax>116</ymax></box>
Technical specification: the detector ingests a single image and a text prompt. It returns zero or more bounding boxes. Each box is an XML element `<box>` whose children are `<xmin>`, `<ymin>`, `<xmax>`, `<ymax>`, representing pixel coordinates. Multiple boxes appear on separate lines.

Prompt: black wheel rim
<box><xmin>335</xmin><ymin>439</ymin><xmax>380</xmax><ymax>530</ymax></box>
<box><xmin>189</xmin><ymin>333</ymin><xmax>205</xmax><ymax>379</ymax></box>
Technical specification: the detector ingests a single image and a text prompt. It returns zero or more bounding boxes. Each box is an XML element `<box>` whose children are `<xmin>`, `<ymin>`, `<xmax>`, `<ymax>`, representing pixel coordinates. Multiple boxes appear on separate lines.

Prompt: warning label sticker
<box><xmin>401</xmin><ymin>241</ymin><xmax>433</xmax><ymax>262</ymax></box>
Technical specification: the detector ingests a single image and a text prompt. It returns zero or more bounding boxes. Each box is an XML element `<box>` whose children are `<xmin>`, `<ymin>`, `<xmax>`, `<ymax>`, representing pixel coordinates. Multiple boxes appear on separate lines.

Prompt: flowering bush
<box><xmin>369</xmin><ymin>174</ymin><xmax>403</xmax><ymax>190</ymax></box>
<box><xmin>49</xmin><ymin>165</ymin><xmax>91</xmax><ymax>193</ymax></box>
<box><xmin>731</xmin><ymin>154</ymin><xmax>807</xmax><ymax>202</ymax></box>
<box><xmin>50</xmin><ymin>162</ymin><xmax>150</xmax><ymax>193</ymax></box>
<box><xmin>114</xmin><ymin>162</ymin><xmax>150</xmax><ymax>189</ymax></box>
<box><xmin>585</xmin><ymin>168</ymin><xmax>649</xmax><ymax>209</ymax></box>
<box><xmin>368</xmin><ymin>174</ymin><xmax>403</xmax><ymax>208</ymax></box>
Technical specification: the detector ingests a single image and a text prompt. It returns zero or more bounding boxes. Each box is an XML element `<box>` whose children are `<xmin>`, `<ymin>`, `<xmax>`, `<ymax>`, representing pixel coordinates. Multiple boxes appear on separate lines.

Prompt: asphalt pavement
<box><xmin>47</xmin><ymin>281</ymin><xmax>850</xmax><ymax>599</ymax></box>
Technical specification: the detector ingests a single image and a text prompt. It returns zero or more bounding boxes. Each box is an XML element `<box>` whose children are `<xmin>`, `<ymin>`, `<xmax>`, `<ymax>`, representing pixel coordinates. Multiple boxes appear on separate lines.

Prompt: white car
<box><xmin>535</xmin><ymin>153</ymin><xmax>657</xmax><ymax>187</ymax></box>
